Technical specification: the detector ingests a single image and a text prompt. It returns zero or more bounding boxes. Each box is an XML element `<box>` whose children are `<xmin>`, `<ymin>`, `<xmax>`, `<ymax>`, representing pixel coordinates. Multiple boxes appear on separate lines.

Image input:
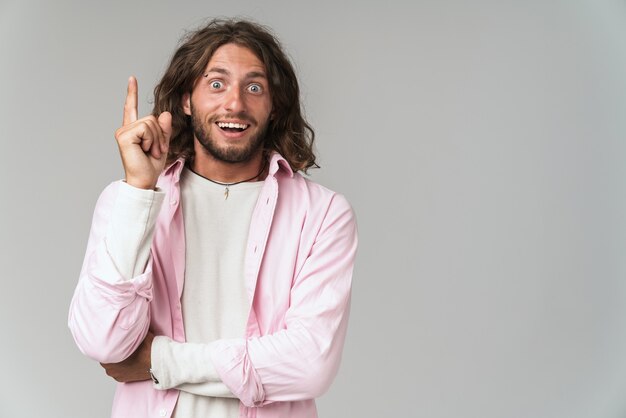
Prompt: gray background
<box><xmin>1</xmin><ymin>0</ymin><xmax>625</xmax><ymax>417</ymax></box>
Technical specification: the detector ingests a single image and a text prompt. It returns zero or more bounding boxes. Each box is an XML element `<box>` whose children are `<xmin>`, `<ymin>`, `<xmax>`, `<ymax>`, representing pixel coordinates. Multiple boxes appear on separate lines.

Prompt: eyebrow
<box><xmin>205</xmin><ymin>67</ymin><xmax>267</xmax><ymax>80</ymax></box>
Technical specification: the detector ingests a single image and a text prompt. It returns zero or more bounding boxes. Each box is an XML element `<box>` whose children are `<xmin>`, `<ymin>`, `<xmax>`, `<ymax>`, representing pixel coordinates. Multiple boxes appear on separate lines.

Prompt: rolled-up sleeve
<box><xmin>211</xmin><ymin>193</ymin><xmax>358</xmax><ymax>407</ymax></box>
<box><xmin>68</xmin><ymin>181</ymin><xmax>164</xmax><ymax>363</ymax></box>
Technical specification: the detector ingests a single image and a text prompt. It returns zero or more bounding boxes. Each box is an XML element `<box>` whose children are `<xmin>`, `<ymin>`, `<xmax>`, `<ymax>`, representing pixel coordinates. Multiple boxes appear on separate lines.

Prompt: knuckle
<box><xmin>146</xmin><ymin>115</ymin><xmax>158</xmax><ymax>123</ymax></box>
<box><xmin>143</xmin><ymin>118</ymin><xmax>156</xmax><ymax>131</ymax></box>
<box><xmin>138</xmin><ymin>120</ymin><xmax>150</xmax><ymax>131</ymax></box>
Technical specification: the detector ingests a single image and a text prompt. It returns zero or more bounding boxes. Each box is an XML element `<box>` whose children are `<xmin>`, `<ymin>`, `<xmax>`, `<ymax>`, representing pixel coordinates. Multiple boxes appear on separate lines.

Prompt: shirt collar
<box><xmin>163</xmin><ymin>151</ymin><xmax>294</xmax><ymax>183</ymax></box>
<box><xmin>267</xmin><ymin>151</ymin><xmax>294</xmax><ymax>178</ymax></box>
<box><xmin>164</xmin><ymin>158</ymin><xmax>186</xmax><ymax>183</ymax></box>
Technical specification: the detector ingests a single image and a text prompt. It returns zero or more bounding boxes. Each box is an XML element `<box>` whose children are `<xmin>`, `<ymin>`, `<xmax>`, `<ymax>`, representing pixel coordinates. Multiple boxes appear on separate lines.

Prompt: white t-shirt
<box><xmin>173</xmin><ymin>167</ymin><xmax>263</xmax><ymax>417</ymax></box>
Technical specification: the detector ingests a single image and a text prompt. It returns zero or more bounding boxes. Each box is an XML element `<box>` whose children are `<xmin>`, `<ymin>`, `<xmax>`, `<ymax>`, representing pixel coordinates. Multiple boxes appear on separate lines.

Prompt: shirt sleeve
<box><xmin>68</xmin><ymin>181</ymin><xmax>165</xmax><ymax>364</ymax></box>
<box><xmin>208</xmin><ymin>193</ymin><xmax>358</xmax><ymax>407</ymax></box>
<box><xmin>151</xmin><ymin>336</ymin><xmax>235</xmax><ymax>398</ymax></box>
<box><xmin>106</xmin><ymin>181</ymin><xmax>165</xmax><ymax>279</ymax></box>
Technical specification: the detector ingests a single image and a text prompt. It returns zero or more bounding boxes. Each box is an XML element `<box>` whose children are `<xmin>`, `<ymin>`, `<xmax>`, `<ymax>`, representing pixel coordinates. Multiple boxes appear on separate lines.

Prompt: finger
<box><xmin>143</xmin><ymin>118</ymin><xmax>162</xmax><ymax>158</ymax></box>
<box><xmin>126</xmin><ymin>120</ymin><xmax>154</xmax><ymax>153</ymax></box>
<box><xmin>157</xmin><ymin>112</ymin><xmax>172</xmax><ymax>154</ymax></box>
<box><xmin>149</xmin><ymin>134</ymin><xmax>162</xmax><ymax>159</ymax></box>
<box><xmin>141</xmin><ymin>131</ymin><xmax>154</xmax><ymax>153</ymax></box>
<box><xmin>122</xmin><ymin>76</ymin><xmax>139</xmax><ymax>126</ymax></box>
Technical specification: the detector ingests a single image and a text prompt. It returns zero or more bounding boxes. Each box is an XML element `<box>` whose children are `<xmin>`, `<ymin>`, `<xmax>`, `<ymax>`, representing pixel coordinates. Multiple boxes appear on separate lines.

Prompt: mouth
<box><xmin>216</xmin><ymin>121</ymin><xmax>250</xmax><ymax>133</ymax></box>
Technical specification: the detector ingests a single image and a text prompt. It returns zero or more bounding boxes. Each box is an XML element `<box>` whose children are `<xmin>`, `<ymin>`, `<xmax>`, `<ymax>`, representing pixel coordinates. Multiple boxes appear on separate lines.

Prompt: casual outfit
<box><xmin>68</xmin><ymin>152</ymin><xmax>358</xmax><ymax>418</ymax></box>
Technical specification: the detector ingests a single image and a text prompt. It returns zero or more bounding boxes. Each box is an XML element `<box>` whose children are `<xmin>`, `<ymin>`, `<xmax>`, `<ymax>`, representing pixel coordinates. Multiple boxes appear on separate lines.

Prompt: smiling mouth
<box><xmin>216</xmin><ymin>121</ymin><xmax>249</xmax><ymax>133</ymax></box>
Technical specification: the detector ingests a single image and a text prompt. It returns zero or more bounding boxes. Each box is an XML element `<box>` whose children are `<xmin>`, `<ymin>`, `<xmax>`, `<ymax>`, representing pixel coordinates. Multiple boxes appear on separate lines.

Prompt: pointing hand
<box><xmin>114</xmin><ymin>76</ymin><xmax>172</xmax><ymax>190</ymax></box>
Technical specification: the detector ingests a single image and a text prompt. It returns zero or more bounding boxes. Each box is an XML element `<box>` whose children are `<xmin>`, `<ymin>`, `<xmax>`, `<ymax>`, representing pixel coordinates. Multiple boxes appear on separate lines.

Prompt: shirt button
<box><xmin>170</xmin><ymin>200</ymin><xmax>177</xmax><ymax>205</ymax></box>
<box><xmin>159</xmin><ymin>409</ymin><xmax>167</xmax><ymax>417</ymax></box>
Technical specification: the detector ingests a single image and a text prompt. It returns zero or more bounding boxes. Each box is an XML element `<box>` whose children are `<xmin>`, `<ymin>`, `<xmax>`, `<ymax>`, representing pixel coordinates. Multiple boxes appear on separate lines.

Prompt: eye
<box><xmin>210</xmin><ymin>80</ymin><xmax>223</xmax><ymax>89</ymax></box>
<box><xmin>247</xmin><ymin>83</ymin><xmax>263</xmax><ymax>94</ymax></box>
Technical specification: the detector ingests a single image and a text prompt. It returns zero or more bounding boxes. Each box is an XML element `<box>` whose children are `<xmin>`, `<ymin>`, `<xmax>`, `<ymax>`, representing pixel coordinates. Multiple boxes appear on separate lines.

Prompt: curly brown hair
<box><xmin>152</xmin><ymin>19</ymin><xmax>317</xmax><ymax>172</ymax></box>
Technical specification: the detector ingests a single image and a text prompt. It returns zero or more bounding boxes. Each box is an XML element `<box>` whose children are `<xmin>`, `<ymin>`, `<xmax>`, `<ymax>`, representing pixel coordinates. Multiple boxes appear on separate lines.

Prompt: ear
<box><xmin>182</xmin><ymin>92</ymin><xmax>191</xmax><ymax>116</ymax></box>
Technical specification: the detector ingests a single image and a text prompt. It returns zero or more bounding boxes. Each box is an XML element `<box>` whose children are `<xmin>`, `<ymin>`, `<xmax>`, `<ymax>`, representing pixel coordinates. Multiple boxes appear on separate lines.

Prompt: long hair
<box><xmin>152</xmin><ymin>19</ymin><xmax>317</xmax><ymax>172</ymax></box>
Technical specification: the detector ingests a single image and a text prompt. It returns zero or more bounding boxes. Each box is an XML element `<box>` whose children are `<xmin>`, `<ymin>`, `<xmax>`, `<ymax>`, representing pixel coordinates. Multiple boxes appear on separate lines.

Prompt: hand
<box><xmin>114</xmin><ymin>76</ymin><xmax>172</xmax><ymax>190</ymax></box>
<box><xmin>100</xmin><ymin>331</ymin><xmax>154</xmax><ymax>383</ymax></box>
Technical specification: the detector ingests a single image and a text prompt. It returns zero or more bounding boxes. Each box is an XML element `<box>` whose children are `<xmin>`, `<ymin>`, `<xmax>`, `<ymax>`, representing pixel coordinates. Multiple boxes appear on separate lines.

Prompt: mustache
<box><xmin>208</xmin><ymin>113</ymin><xmax>256</xmax><ymax>125</ymax></box>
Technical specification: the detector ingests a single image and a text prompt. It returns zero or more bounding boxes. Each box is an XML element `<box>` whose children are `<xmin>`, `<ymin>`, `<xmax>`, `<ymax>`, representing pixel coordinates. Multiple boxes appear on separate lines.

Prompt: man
<box><xmin>68</xmin><ymin>19</ymin><xmax>357</xmax><ymax>418</ymax></box>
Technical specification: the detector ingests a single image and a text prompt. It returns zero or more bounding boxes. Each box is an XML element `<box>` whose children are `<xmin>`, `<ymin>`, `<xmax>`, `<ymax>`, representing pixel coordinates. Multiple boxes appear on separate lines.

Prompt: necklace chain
<box><xmin>188</xmin><ymin>162</ymin><xmax>266</xmax><ymax>199</ymax></box>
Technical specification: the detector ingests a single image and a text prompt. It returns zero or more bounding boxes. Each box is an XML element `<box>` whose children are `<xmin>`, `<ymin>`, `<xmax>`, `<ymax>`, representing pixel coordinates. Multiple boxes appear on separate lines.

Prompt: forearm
<box><xmin>151</xmin><ymin>336</ymin><xmax>235</xmax><ymax>398</ymax></box>
<box><xmin>106</xmin><ymin>181</ymin><xmax>165</xmax><ymax>278</ymax></box>
<box><xmin>209</xmin><ymin>306</ymin><xmax>351</xmax><ymax>406</ymax></box>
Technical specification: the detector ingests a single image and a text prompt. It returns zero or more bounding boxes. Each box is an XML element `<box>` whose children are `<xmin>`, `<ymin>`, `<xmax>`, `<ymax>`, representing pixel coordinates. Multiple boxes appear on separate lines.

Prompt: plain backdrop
<box><xmin>1</xmin><ymin>1</ymin><xmax>625</xmax><ymax>417</ymax></box>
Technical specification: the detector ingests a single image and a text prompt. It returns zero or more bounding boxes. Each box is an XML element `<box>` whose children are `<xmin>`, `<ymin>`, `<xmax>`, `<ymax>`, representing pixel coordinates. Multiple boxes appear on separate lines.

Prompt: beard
<box><xmin>191</xmin><ymin>105</ymin><xmax>269</xmax><ymax>164</ymax></box>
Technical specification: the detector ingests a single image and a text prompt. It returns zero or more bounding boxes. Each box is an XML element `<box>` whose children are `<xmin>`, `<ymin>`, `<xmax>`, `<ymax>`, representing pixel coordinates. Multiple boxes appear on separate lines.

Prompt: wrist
<box><xmin>124</xmin><ymin>178</ymin><xmax>157</xmax><ymax>190</ymax></box>
<box><xmin>149</xmin><ymin>368</ymin><xmax>160</xmax><ymax>384</ymax></box>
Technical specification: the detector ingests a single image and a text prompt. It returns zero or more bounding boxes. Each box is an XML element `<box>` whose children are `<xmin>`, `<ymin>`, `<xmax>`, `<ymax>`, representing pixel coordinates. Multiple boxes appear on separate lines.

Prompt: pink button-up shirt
<box><xmin>68</xmin><ymin>152</ymin><xmax>358</xmax><ymax>418</ymax></box>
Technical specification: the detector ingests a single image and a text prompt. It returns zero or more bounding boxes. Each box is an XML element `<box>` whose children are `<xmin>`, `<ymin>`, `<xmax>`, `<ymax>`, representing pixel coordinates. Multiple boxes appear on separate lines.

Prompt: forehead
<box><xmin>205</xmin><ymin>43</ymin><xmax>266</xmax><ymax>75</ymax></box>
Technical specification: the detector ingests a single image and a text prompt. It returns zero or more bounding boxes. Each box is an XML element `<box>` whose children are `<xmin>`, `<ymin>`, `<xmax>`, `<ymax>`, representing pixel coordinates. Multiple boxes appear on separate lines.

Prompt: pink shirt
<box><xmin>68</xmin><ymin>153</ymin><xmax>358</xmax><ymax>418</ymax></box>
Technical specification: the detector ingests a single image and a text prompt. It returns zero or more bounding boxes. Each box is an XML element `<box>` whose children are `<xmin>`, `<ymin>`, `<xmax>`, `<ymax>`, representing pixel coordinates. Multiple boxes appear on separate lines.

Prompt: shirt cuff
<box><xmin>151</xmin><ymin>336</ymin><xmax>223</xmax><ymax>391</ymax></box>
<box><xmin>105</xmin><ymin>181</ymin><xmax>165</xmax><ymax>280</ymax></box>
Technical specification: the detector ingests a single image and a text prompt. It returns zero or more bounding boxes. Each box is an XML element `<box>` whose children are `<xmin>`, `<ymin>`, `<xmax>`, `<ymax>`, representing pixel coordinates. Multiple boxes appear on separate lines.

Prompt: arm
<box><xmin>68</xmin><ymin>77</ymin><xmax>171</xmax><ymax>363</ymax></box>
<box><xmin>150</xmin><ymin>193</ymin><xmax>358</xmax><ymax>406</ymax></box>
<box><xmin>68</xmin><ymin>181</ymin><xmax>162</xmax><ymax>363</ymax></box>
<box><xmin>72</xmin><ymin>182</ymin><xmax>237</xmax><ymax>398</ymax></box>
<box><xmin>151</xmin><ymin>337</ymin><xmax>237</xmax><ymax>398</ymax></box>
<box><xmin>99</xmin><ymin>330</ymin><xmax>237</xmax><ymax>398</ymax></box>
<box><xmin>70</xmin><ymin>77</ymin><xmax>234</xmax><ymax>397</ymax></box>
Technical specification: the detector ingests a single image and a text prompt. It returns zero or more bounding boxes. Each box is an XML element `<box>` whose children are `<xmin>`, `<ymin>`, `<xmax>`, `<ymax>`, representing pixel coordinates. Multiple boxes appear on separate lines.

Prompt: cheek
<box><xmin>260</xmin><ymin>97</ymin><xmax>273</xmax><ymax>118</ymax></box>
<box><xmin>192</xmin><ymin>101</ymin><xmax>221</xmax><ymax>119</ymax></box>
<box><xmin>191</xmin><ymin>90</ymin><xmax>221</xmax><ymax>109</ymax></box>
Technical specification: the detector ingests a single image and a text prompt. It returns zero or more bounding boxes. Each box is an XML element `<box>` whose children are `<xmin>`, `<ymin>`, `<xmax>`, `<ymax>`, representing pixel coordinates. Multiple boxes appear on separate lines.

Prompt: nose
<box><xmin>224</xmin><ymin>85</ymin><xmax>246</xmax><ymax>113</ymax></box>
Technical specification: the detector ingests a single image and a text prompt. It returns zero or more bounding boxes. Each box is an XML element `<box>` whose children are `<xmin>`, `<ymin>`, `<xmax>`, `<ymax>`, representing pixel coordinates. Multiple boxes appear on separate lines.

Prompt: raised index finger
<box><xmin>123</xmin><ymin>76</ymin><xmax>138</xmax><ymax>126</ymax></box>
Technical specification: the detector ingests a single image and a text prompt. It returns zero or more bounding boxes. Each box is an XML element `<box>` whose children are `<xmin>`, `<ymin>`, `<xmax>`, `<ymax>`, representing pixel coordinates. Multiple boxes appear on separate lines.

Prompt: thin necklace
<box><xmin>188</xmin><ymin>162</ymin><xmax>266</xmax><ymax>200</ymax></box>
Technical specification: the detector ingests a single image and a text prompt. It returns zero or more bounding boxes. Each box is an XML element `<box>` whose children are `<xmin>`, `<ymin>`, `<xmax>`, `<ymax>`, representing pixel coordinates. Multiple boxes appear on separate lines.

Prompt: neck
<box><xmin>191</xmin><ymin>145</ymin><xmax>265</xmax><ymax>184</ymax></box>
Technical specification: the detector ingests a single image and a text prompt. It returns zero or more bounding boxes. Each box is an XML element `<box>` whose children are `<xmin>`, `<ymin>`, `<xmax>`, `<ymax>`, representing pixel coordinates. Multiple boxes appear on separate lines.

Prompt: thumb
<box><xmin>157</xmin><ymin>111</ymin><xmax>172</xmax><ymax>153</ymax></box>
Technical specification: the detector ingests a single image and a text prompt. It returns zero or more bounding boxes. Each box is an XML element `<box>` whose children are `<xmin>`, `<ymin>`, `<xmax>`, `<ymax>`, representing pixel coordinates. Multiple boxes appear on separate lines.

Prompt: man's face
<box><xmin>184</xmin><ymin>43</ymin><xmax>273</xmax><ymax>164</ymax></box>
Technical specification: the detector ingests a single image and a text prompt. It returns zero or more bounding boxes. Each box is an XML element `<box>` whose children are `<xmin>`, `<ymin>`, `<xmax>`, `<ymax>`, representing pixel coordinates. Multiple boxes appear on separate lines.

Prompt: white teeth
<box><xmin>217</xmin><ymin>122</ymin><xmax>248</xmax><ymax>129</ymax></box>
